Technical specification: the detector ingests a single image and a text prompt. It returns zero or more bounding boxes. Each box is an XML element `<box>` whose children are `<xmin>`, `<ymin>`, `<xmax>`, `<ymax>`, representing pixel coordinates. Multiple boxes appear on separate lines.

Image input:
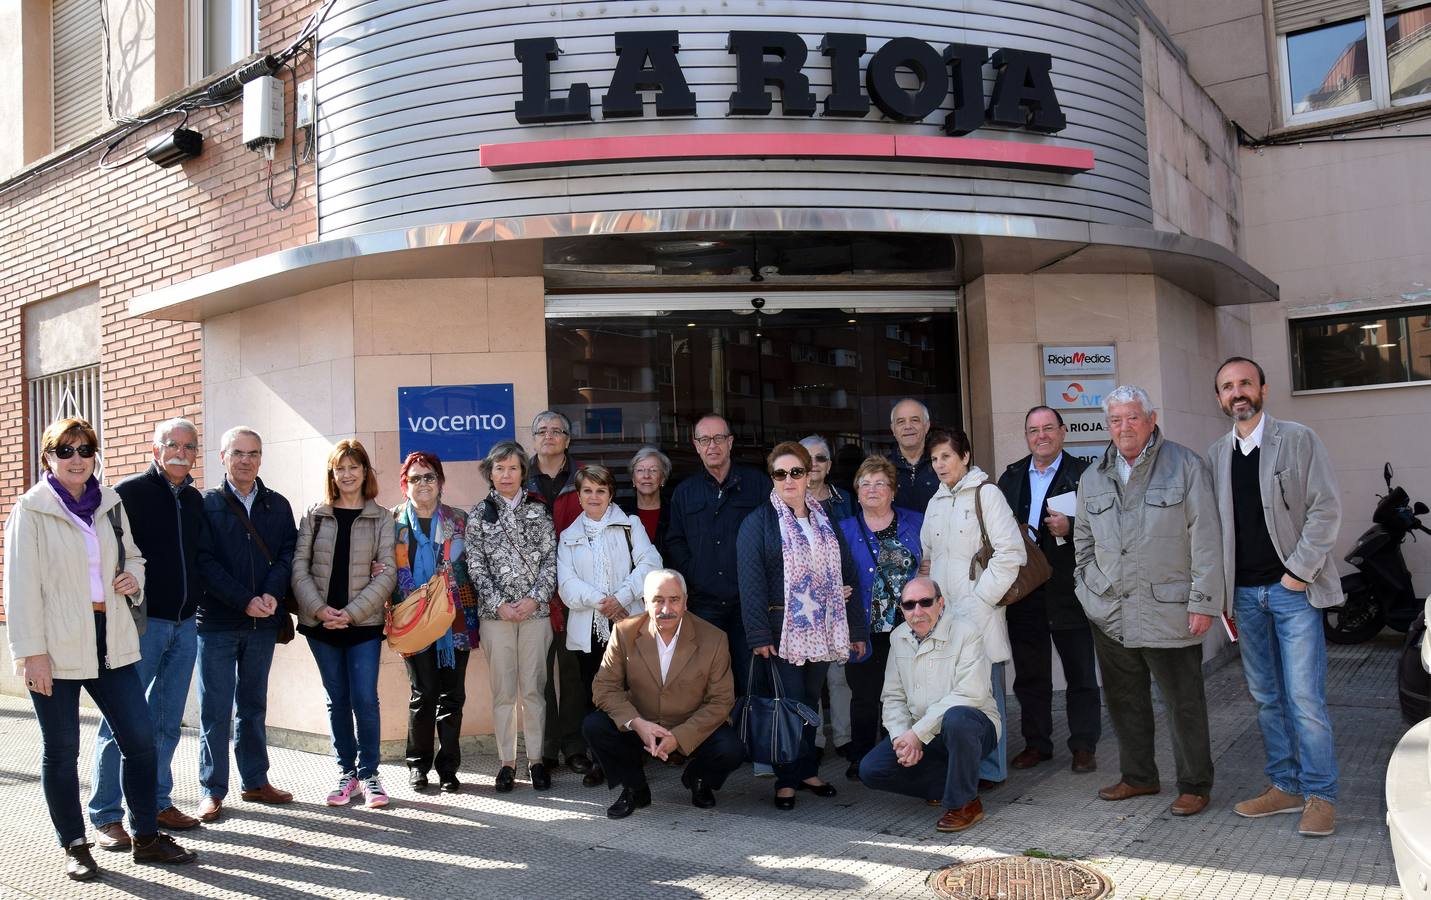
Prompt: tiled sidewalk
<box><xmin>0</xmin><ymin>634</ymin><xmax>1408</xmax><ymax>899</ymax></box>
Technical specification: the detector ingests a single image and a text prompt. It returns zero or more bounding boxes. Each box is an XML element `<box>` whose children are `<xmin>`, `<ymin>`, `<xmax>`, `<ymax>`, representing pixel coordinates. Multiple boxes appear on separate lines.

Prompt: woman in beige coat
<box><xmin>4</xmin><ymin>418</ymin><xmax>194</xmax><ymax>880</ymax></box>
<box><xmin>292</xmin><ymin>439</ymin><xmax>397</xmax><ymax>809</ymax></box>
<box><xmin>920</xmin><ymin>428</ymin><xmax>1026</xmax><ymax>789</ymax></box>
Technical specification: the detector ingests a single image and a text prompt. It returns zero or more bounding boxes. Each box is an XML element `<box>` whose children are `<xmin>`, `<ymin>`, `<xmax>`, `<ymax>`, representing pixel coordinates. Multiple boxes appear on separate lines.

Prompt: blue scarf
<box><xmin>403</xmin><ymin>503</ymin><xmax>455</xmax><ymax>669</ymax></box>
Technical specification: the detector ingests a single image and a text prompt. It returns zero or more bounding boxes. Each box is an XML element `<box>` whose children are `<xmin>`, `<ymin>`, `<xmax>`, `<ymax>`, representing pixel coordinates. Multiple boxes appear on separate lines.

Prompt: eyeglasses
<box><xmin>227</xmin><ymin>450</ymin><xmax>261</xmax><ymax>461</ymax></box>
<box><xmin>857</xmin><ymin>480</ymin><xmax>891</xmax><ymax>491</ymax></box>
<box><xmin>52</xmin><ymin>444</ymin><xmax>97</xmax><ymax>460</ymax></box>
<box><xmin>899</xmin><ymin>596</ymin><xmax>938</xmax><ymax>611</ymax></box>
<box><xmin>161</xmin><ymin>440</ymin><xmax>199</xmax><ymax>453</ymax></box>
<box><xmin>693</xmin><ymin>434</ymin><xmax>733</xmax><ymax>448</ymax></box>
<box><xmin>812</xmin><ymin>454</ymin><xmax>830</xmax><ymax>463</ymax></box>
<box><xmin>533</xmin><ymin>428</ymin><xmax>568</xmax><ymax>438</ymax></box>
<box><xmin>406</xmin><ymin>473</ymin><xmax>439</xmax><ymax>484</ymax></box>
<box><xmin>770</xmin><ymin>467</ymin><xmax>808</xmax><ymax>481</ymax></box>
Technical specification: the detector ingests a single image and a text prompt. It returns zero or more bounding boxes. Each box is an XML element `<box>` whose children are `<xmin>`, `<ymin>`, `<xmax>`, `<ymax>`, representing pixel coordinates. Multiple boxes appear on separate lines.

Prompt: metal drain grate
<box><xmin>931</xmin><ymin>856</ymin><xmax>1113</xmax><ymax>900</ymax></box>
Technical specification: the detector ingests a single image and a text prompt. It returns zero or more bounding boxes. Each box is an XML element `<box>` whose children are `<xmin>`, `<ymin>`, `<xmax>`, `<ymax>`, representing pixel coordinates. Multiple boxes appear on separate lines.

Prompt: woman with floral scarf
<box><xmin>390</xmin><ymin>452</ymin><xmax>480</xmax><ymax>794</ymax></box>
<box><xmin>738</xmin><ymin>441</ymin><xmax>867</xmax><ymax>810</ymax></box>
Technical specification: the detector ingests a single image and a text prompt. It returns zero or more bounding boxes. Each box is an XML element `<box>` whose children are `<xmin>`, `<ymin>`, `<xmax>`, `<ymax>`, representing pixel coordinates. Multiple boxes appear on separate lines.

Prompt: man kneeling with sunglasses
<box><xmin>857</xmin><ymin>576</ymin><xmax>1001</xmax><ymax>833</ymax></box>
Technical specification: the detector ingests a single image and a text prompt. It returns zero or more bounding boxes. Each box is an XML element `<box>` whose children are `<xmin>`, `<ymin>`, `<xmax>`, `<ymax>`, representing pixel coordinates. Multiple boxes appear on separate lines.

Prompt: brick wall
<box><xmin>0</xmin><ymin>0</ymin><xmax>322</xmax><ymax>613</ymax></box>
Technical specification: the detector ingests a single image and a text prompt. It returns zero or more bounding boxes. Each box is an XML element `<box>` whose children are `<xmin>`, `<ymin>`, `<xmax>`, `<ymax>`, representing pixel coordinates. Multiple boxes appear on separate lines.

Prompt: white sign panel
<box><xmin>1044</xmin><ymin>378</ymin><xmax>1117</xmax><ymax>410</ymax></box>
<box><xmin>1062</xmin><ymin>410</ymin><xmax>1109</xmax><ymax>440</ymax></box>
<box><xmin>1064</xmin><ymin>444</ymin><xmax>1105</xmax><ymax>464</ymax></box>
<box><xmin>1042</xmin><ymin>345</ymin><xmax>1117</xmax><ymax>376</ymax></box>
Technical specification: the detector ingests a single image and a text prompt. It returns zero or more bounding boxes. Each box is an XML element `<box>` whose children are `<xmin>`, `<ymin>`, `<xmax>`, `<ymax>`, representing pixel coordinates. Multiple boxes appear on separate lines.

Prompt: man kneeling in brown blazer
<box><xmin>584</xmin><ymin>568</ymin><xmax>742</xmax><ymax>818</ymax></box>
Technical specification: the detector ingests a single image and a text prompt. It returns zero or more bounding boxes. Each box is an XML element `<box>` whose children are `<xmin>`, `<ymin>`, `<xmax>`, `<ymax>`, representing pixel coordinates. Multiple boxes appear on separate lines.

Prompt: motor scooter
<box><xmin>1323</xmin><ymin>463</ymin><xmax>1430</xmax><ymax>644</ymax></box>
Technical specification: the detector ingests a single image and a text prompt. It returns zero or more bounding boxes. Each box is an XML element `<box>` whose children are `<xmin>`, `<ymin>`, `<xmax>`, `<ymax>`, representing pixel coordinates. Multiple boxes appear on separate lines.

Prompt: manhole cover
<box><xmin>932</xmin><ymin>856</ymin><xmax>1112</xmax><ymax>900</ymax></box>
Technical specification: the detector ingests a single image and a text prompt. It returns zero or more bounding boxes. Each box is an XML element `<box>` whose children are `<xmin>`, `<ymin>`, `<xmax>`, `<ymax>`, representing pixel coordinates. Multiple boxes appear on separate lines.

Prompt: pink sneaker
<box><xmin>326</xmin><ymin>773</ymin><xmax>359</xmax><ymax>807</ymax></box>
<box><xmin>363</xmin><ymin>776</ymin><xmax>390</xmax><ymax>809</ymax></box>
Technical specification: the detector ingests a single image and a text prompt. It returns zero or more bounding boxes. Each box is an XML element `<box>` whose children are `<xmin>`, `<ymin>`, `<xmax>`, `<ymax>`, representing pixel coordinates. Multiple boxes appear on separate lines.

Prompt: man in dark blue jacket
<box><xmin>665</xmin><ymin>414</ymin><xmax>771</xmax><ymax>695</ymax></box>
<box><xmin>91</xmin><ymin>418</ymin><xmax>208</xmax><ymax>847</ymax></box>
<box><xmin>192</xmin><ymin>426</ymin><xmax>297</xmax><ymax>822</ymax></box>
<box><xmin>888</xmin><ymin>398</ymin><xmax>941</xmax><ymax>515</ymax></box>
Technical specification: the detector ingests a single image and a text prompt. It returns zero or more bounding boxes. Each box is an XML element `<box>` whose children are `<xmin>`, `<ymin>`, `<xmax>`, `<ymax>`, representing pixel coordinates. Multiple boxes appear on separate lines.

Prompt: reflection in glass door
<box><xmin>545</xmin><ymin>303</ymin><xmax>960</xmax><ymax>492</ymax></box>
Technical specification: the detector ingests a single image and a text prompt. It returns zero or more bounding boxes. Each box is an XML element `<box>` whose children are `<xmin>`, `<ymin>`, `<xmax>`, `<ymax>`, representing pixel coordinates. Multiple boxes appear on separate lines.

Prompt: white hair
<box><xmin>530</xmin><ymin>409</ymin><xmax>571</xmax><ymax>433</ymax></box>
<box><xmin>799</xmin><ymin>434</ymin><xmax>830</xmax><ymax>456</ymax></box>
<box><xmin>220</xmin><ymin>426</ymin><xmax>262</xmax><ymax>454</ymax></box>
<box><xmin>153</xmin><ymin>417</ymin><xmax>198</xmax><ymax>446</ymax></box>
<box><xmin>1102</xmin><ymin>385</ymin><xmax>1154</xmax><ymax>416</ymax></box>
<box><xmin>630</xmin><ymin>445</ymin><xmax>672</xmax><ymax>481</ymax></box>
<box><xmin>889</xmin><ymin>397</ymin><xmax>930</xmax><ymax>426</ymax></box>
<box><xmin>643</xmin><ymin>568</ymin><xmax>687</xmax><ymax>601</ymax></box>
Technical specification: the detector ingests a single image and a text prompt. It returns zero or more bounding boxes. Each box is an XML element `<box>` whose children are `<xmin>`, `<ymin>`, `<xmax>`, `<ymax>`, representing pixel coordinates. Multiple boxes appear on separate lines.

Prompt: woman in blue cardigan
<box><xmin>838</xmin><ymin>456</ymin><xmax>923</xmax><ymax>780</ymax></box>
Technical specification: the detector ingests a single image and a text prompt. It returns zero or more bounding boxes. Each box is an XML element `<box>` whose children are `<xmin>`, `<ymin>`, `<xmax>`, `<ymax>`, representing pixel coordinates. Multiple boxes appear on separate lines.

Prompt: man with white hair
<box><xmin>1072</xmin><ymin>386</ymin><xmax>1223</xmax><ymax>818</ymax></box>
<box><xmin>583</xmin><ymin>569</ymin><xmax>741</xmax><ymax>819</ymax></box>
<box><xmin>91</xmin><ymin>417</ymin><xmax>209</xmax><ymax>846</ymax></box>
<box><xmin>887</xmin><ymin>398</ymin><xmax>940</xmax><ymax>515</ymax></box>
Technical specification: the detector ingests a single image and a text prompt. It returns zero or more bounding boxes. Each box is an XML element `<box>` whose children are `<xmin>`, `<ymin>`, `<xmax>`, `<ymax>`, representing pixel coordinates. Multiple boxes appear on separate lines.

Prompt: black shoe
<box><xmin>495</xmin><ymin>766</ymin><xmax>516</xmax><ymax>793</ymax></box>
<box><xmin>835</xmin><ymin>742</ymin><xmax>852</xmax><ymax>759</ymax></box>
<box><xmin>439</xmin><ymin>775</ymin><xmax>461</xmax><ymax>793</ymax></box>
<box><xmin>541</xmin><ymin>756</ymin><xmax>560</xmax><ymax>771</ymax></box>
<box><xmin>607</xmin><ymin>785</ymin><xmax>651</xmax><ymax>819</ymax></box>
<box><xmin>978</xmin><ymin>778</ymin><xmax>1004</xmax><ymax>793</ymax></box>
<box><xmin>529</xmin><ymin>763</ymin><xmax>552</xmax><ymax>791</ymax></box>
<box><xmin>845</xmin><ymin>760</ymin><xmax>862</xmax><ymax>781</ymax></box>
<box><xmin>65</xmin><ymin>843</ymin><xmax>99</xmax><ymax>882</ymax></box>
<box><xmin>132</xmin><ymin>833</ymin><xmax>196</xmax><ymax>865</ymax></box>
<box><xmin>681</xmin><ymin>768</ymin><xmax>716</xmax><ymax>809</ymax></box>
<box><xmin>566</xmin><ymin>752</ymin><xmax>594</xmax><ymax>775</ymax></box>
<box><xmin>796</xmin><ymin>780</ymin><xmax>838</xmax><ymax>798</ymax></box>
<box><xmin>774</xmin><ymin>790</ymin><xmax>796</xmax><ymax>811</ymax></box>
<box><xmin>582</xmin><ymin>765</ymin><xmax>606</xmax><ymax>788</ymax></box>
<box><xmin>409</xmin><ymin>770</ymin><xmax>430</xmax><ymax>790</ymax></box>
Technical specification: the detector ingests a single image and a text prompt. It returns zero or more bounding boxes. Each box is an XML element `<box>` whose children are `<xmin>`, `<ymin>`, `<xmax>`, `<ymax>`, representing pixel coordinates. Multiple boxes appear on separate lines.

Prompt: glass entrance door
<box><xmin>545</xmin><ymin>300</ymin><xmax>960</xmax><ymax>492</ymax></box>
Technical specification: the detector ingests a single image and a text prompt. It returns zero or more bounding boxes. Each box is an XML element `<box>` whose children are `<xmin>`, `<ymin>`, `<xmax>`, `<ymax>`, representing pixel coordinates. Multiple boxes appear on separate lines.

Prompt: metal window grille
<box><xmin>28</xmin><ymin>364</ymin><xmax>102</xmax><ymax>484</ymax></box>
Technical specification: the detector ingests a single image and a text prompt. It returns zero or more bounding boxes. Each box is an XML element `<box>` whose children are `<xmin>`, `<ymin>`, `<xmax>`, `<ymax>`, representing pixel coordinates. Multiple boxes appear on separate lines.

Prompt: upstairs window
<box><xmin>192</xmin><ymin>0</ymin><xmax>257</xmax><ymax>79</ymax></box>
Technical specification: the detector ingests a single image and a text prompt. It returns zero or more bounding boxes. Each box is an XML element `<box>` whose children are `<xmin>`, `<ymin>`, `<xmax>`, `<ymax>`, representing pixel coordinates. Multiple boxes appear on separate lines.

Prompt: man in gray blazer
<box><xmin>1208</xmin><ymin>357</ymin><xmax>1342</xmax><ymax>838</ymax></box>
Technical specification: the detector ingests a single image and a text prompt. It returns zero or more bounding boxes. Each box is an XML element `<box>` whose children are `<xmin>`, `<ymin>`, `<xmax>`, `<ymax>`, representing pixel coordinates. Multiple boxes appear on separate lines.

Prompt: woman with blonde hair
<box><xmin>292</xmin><ymin>439</ymin><xmax>397</xmax><ymax>809</ymax></box>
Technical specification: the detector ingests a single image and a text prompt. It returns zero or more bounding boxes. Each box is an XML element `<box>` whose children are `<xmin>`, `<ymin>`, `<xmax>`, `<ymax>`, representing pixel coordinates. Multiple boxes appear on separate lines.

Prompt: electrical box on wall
<box><xmin>242</xmin><ymin>76</ymin><xmax>285</xmax><ymax>149</ymax></box>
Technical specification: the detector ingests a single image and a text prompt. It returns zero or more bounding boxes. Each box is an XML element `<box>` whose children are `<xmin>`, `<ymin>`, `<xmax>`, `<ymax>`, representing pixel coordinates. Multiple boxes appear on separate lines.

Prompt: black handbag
<box><xmin>731</xmin><ymin>656</ymin><xmax>821</xmax><ymax>766</ymax></box>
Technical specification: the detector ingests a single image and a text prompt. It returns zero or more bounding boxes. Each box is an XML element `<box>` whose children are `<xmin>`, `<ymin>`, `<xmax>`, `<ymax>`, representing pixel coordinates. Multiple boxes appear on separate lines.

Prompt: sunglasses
<box><xmin>899</xmin><ymin>596</ymin><xmax>938</xmax><ymax>611</ymax></box>
<box><xmin>52</xmin><ymin>444</ymin><xmax>97</xmax><ymax>460</ymax></box>
<box><xmin>407</xmin><ymin>473</ymin><xmax>438</xmax><ymax>484</ymax></box>
<box><xmin>770</xmin><ymin>467</ymin><xmax>808</xmax><ymax>481</ymax></box>
<box><xmin>812</xmin><ymin>454</ymin><xmax>830</xmax><ymax>463</ymax></box>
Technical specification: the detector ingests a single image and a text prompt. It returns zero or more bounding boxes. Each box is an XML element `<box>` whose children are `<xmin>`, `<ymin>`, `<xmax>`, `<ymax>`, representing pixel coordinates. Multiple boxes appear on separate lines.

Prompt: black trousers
<box><xmin>1090</xmin><ymin>625</ymin><xmax>1214</xmax><ymax>796</ymax></box>
<box><xmin>843</xmin><ymin>632</ymin><xmax>893</xmax><ymax>762</ymax></box>
<box><xmin>404</xmin><ymin>646</ymin><xmax>470</xmax><ymax>778</ymax></box>
<box><xmin>581</xmin><ymin>710</ymin><xmax>744</xmax><ymax>792</ymax></box>
<box><xmin>1008</xmin><ymin>621</ymin><xmax>1102</xmax><ymax>755</ymax></box>
<box><xmin>542</xmin><ymin>637</ymin><xmax>587</xmax><ymax>760</ymax></box>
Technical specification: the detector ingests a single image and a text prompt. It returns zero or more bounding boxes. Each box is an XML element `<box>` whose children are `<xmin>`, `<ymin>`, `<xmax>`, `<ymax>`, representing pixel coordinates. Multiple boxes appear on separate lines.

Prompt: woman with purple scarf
<box><xmin>390</xmin><ymin>451</ymin><xmax>480</xmax><ymax>794</ymax></box>
<box><xmin>738</xmin><ymin>441</ymin><xmax>867</xmax><ymax>810</ymax></box>
<box><xmin>4</xmin><ymin>418</ymin><xmax>196</xmax><ymax>881</ymax></box>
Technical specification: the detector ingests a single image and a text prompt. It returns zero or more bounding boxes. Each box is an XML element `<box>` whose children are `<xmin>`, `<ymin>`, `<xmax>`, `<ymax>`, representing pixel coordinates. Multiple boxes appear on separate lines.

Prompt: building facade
<box><xmin>0</xmin><ymin>0</ymin><xmax>1426</xmax><ymax>746</ymax></box>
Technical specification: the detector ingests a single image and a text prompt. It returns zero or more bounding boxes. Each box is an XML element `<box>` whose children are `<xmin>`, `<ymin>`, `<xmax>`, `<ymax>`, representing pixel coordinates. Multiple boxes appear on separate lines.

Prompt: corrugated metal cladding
<box><xmin>314</xmin><ymin>0</ymin><xmax>1152</xmax><ymax>240</ymax></box>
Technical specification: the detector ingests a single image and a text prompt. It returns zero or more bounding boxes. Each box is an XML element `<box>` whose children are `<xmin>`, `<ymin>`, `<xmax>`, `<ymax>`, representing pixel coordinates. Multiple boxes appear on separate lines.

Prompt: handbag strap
<box><xmin>969</xmin><ymin>485</ymin><xmax>995</xmax><ymax>580</ymax></box>
<box><xmin>222</xmin><ymin>488</ymin><xmax>273</xmax><ymax>565</ymax></box>
<box><xmin>107</xmin><ymin>506</ymin><xmax>125</xmax><ymax>577</ymax></box>
<box><xmin>745</xmin><ymin>654</ymin><xmax>785</xmax><ymax>701</ymax></box>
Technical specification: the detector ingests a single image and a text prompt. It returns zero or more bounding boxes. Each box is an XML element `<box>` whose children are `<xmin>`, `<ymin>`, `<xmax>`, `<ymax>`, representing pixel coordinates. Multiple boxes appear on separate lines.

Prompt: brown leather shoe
<box><xmin>936</xmin><ymin>798</ymin><xmax>985</xmax><ymax>833</ymax></box>
<box><xmin>1071</xmin><ymin>750</ymin><xmax>1097</xmax><ymax>773</ymax></box>
<box><xmin>196</xmin><ymin>796</ymin><xmax>222</xmax><ymax>823</ymax></box>
<box><xmin>240</xmin><ymin>783</ymin><xmax>294</xmax><ymax>804</ymax></box>
<box><xmin>93</xmin><ymin>822</ymin><xmax>130</xmax><ymax>851</ymax></box>
<box><xmin>1170</xmin><ymin>793</ymin><xmax>1210</xmax><ymax>816</ymax></box>
<box><xmin>1011</xmin><ymin>747</ymin><xmax>1052</xmax><ymax>769</ymax></box>
<box><xmin>1098</xmin><ymin>781</ymin><xmax>1161</xmax><ymax>801</ymax></box>
<box><xmin>155</xmin><ymin>806</ymin><xmax>199</xmax><ymax>830</ymax></box>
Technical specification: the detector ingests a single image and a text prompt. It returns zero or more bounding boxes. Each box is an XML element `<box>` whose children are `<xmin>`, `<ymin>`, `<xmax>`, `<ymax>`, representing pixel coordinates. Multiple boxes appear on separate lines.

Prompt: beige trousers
<box><xmin>480</xmin><ymin>617</ymin><xmax>553</xmax><ymax>763</ymax></box>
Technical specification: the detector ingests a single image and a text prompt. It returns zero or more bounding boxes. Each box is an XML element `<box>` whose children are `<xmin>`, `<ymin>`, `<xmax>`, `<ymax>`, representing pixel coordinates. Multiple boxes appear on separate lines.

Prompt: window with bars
<box><xmin>28</xmin><ymin>365</ymin><xmax>102</xmax><ymax>483</ymax></box>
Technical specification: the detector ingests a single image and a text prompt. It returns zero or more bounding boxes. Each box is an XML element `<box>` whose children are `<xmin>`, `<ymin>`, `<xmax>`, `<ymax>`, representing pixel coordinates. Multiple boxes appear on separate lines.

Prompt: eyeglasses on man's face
<box><xmin>162</xmin><ymin>439</ymin><xmax>198</xmax><ymax>453</ymax></box>
<box><xmin>770</xmin><ymin>467</ymin><xmax>808</xmax><ymax>482</ymax></box>
<box><xmin>52</xmin><ymin>444</ymin><xmax>97</xmax><ymax>460</ymax></box>
<box><xmin>899</xmin><ymin>596</ymin><xmax>938</xmax><ymax>611</ymax></box>
<box><xmin>693</xmin><ymin>433</ymin><xmax>732</xmax><ymax>448</ymax></box>
<box><xmin>226</xmin><ymin>449</ymin><xmax>261</xmax><ymax>461</ymax></box>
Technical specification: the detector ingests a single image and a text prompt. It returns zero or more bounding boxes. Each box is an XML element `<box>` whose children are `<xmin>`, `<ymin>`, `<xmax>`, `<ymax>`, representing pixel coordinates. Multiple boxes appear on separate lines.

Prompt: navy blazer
<box><xmin>665</xmin><ymin>465</ymin><xmax>771</xmax><ymax>610</ymax></box>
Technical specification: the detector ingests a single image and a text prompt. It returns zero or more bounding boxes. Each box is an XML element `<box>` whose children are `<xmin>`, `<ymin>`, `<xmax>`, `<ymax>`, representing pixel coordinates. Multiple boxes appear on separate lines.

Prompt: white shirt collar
<box><xmin>654</xmin><ymin>619</ymin><xmax>683</xmax><ymax>683</ymax></box>
<box><xmin>1234</xmin><ymin>415</ymin><xmax>1267</xmax><ymax>456</ymax></box>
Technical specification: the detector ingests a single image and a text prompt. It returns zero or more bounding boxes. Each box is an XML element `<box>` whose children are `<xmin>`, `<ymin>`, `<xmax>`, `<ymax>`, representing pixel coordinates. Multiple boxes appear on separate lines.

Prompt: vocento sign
<box><xmin>398</xmin><ymin>384</ymin><xmax>516</xmax><ymax>462</ymax></box>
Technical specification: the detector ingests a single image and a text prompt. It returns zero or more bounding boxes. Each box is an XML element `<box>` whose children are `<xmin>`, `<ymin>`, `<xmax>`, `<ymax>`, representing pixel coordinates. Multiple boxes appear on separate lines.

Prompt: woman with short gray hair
<box><xmin>465</xmin><ymin>440</ymin><xmax>558</xmax><ymax>793</ymax></box>
<box><xmin>620</xmin><ymin>445</ymin><xmax>672</xmax><ymax>555</ymax></box>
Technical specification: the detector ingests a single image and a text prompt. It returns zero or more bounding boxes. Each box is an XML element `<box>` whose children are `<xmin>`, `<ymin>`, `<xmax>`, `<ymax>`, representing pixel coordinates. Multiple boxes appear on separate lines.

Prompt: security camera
<box><xmin>751</xmin><ymin>297</ymin><xmax>766</xmax><ymax>309</ymax></box>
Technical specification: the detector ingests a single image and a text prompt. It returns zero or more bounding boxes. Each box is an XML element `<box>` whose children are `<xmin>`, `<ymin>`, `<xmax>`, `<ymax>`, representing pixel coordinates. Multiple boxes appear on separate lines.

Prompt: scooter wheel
<box><xmin>1323</xmin><ymin>590</ymin><xmax>1386</xmax><ymax>644</ymax></box>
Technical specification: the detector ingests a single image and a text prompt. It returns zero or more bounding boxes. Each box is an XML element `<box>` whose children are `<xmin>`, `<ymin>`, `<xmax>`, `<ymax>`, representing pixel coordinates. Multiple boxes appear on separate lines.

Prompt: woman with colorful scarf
<box><xmin>738</xmin><ymin>441</ymin><xmax>867</xmax><ymax>810</ymax></box>
<box><xmin>390</xmin><ymin>452</ymin><xmax>480</xmax><ymax>794</ymax></box>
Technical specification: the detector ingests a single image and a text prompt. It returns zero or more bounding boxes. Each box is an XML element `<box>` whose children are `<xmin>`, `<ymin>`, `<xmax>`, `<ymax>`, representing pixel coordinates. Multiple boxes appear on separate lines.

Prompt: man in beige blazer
<box><xmin>584</xmin><ymin>568</ymin><xmax>741</xmax><ymax>819</ymax></box>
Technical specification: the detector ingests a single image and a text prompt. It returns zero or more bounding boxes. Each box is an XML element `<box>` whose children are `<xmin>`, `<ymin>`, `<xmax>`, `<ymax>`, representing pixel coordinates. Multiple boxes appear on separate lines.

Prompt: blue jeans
<box><xmin>89</xmin><ymin>615</ymin><xmax>197</xmax><ymax>827</ymax></box>
<box><xmin>34</xmin><ymin>613</ymin><xmax>159</xmax><ymax>846</ymax></box>
<box><xmin>859</xmin><ymin>706</ymin><xmax>997</xmax><ymax>810</ymax></box>
<box><xmin>308</xmin><ymin>637</ymin><xmax>383</xmax><ymax>779</ymax></box>
<box><xmin>198</xmin><ymin>628</ymin><xmax>278</xmax><ymax>798</ymax></box>
<box><xmin>978</xmin><ymin>662</ymin><xmax>1009</xmax><ymax>783</ymax></box>
<box><xmin>1234</xmin><ymin>582</ymin><xmax>1339</xmax><ymax>802</ymax></box>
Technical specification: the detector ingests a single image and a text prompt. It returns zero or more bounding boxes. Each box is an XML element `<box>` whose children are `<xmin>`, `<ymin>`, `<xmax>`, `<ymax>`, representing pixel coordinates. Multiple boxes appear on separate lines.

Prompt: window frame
<box><xmin>188</xmin><ymin>0</ymin><xmax>258</xmax><ymax>84</ymax></box>
<box><xmin>1278</xmin><ymin>1</ymin><xmax>1431</xmax><ymax>127</ymax></box>
<box><xmin>1288</xmin><ymin>301</ymin><xmax>1431</xmax><ymax>395</ymax></box>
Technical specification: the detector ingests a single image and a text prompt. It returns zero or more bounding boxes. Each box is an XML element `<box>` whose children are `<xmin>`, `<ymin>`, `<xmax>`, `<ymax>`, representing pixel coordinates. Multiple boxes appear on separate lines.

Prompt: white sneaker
<box><xmin>363</xmin><ymin>776</ymin><xmax>390</xmax><ymax>809</ymax></box>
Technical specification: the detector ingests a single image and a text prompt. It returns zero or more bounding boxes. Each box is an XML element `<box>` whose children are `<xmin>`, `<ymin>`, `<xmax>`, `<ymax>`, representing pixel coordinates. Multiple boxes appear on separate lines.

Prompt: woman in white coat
<box><xmin>920</xmin><ymin>427</ymin><xmax>1026</xmax><ymax>788</ymax></box>
<box><xmin>557</xmin><ymin>464</ymin><xmax>662</xmax><ymax>787</ymax></box>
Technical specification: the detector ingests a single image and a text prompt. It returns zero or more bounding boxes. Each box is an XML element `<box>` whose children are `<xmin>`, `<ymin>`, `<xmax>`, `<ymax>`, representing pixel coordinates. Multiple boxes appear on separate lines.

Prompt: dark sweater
<box><xmin>113</xmin><ymin>463</ymin><xmax>207</xmax><ymax>622</ymax></box>
<box><xmin>1232</xmin><ymin>446</ymin><xmax>1285</xmax><ymax>587</ymax></box>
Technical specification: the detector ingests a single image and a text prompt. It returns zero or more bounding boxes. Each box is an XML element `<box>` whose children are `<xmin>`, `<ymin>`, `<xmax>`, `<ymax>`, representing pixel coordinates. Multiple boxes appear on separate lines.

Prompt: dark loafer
<box><xmin>1011</xmin><ymin>747</ymin><xmax>1053</xmax><ymax>769</ymax></box>
<box><xmin>1170</xmin><ymin>793</ymin><xmax>1210</xmax><ymax>817</ymax></box>
<box><xmin>846</xmin><ymin>760</ymin><xmax>862</xmax><ymax>781</ymax></box>
<box><xmin>529</xmin><ymin>763</ymin><xmax>552</xmax><ymax>791</ymax></box>
<box><xmin>977</xmin><ymin>779</ymin><xmax>1004</xmax><ymax>793</ymax></box>
<box><xmin>1098</xmin><ymin>781</ymin><xmax>1161</xmax><ymax>801</ymax></box>
<box><xmin>409</xmin><ymin>770</ymin><xmax>430</xmax><ymax>790</ymax></box>
<box><xmin>65</xmin><ymin>843</ymin><xmax>99</xmax><ymax>881</ymax></box>
<box><xmin>240</xmin><ymin>783</ymin><xmax>294</xmax><ymax>804</ymax></box>
<box><xmin>1071</xmin><ymin>750</ymin><xmax>1098</xmax><ymax>774</ymax></box>
<box><xmin>566</xmin><ymin>753</ymin><xmax>594</xmax><ymax>775</ymax></box>
<box><xmin>681</xmin><ymin>767</ymin><xmax>716</xmax><ymax>809</ymax></box>
<box><xmin>156</xmin><ymin>806</ymin><xmax>200</xmax><ymax>830</ymax></box>
<box><xmin>132</xmin><ymin>834</ymin><xmax>196</xmax><ymax>865</ymax></box>
<box><xmin>582</xmin><ymin>765</ymin><xmax>606</xmax><ymax>788</ymax></box>
<box><xmin>607</xmin><ymin>785</ymin><xmax>651</xmax><ymax>819</ymax></box>
<box><xmin>439</xmin><ymin>775</ymin><xmax>462</xmax><ymax>793</ymax></box>
<box><xmin>495</xmin><ymin>766</ymin><xmax>516</xmax><ymax>793</ymax></box>
<box><xmin>796</xmin><ymin>780</ymin><xmax>837</xmax><ymax>798</ymax></box>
